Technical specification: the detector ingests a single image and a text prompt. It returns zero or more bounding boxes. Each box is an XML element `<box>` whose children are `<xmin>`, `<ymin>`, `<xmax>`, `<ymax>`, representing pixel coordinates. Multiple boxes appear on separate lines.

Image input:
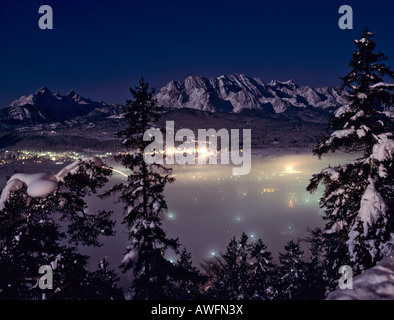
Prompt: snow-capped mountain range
<box><xmin>1</xmin><ymin>74</ymin><xmax>350</xmax><ymax>126</ymax></box>
<box><xmin>156</xmin><ymin>74</ymin><xmax>349</xmax><ymax>113</ymax></box>
<box><xmin>0</xmin><ymin>86</ymin><xmax>121</xmax><ymax>125</ymax></box>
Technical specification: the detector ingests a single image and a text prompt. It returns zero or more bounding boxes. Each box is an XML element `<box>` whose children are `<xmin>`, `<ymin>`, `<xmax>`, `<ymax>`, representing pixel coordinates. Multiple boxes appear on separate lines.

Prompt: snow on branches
<box><xmin>0</xmin><ymin>156</ymin><xmax>103</xmax><ymax>210</ymax></box>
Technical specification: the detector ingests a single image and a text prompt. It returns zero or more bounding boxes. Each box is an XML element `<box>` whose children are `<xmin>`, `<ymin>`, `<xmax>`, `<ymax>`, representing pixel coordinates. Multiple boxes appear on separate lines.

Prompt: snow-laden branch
<box><xmin>346</xmin><ymin>178</ymin><xmax>389</xmax><ymax>263</ymax></box>
<box><xmin>0</xmin><ymin>156</ymin><xmax>103</xmax><ymax>210</ymax></box>
<box><xmin>370</xmin><ymin>133</ymin><xmax>394</xmax><ymax>162</ymax></box>
<box><xmin>370</xmin><ymin>82</ymin><xmax>394</xmax><ymax>89</ymax></box>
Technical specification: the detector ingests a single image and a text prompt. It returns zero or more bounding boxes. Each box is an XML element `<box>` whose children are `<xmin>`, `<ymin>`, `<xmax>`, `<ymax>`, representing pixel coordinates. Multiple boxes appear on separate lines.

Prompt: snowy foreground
<box><xmin>327</xmin><ymin>255</ymin><xmax>394</xmax><ymax>300</ymax></box>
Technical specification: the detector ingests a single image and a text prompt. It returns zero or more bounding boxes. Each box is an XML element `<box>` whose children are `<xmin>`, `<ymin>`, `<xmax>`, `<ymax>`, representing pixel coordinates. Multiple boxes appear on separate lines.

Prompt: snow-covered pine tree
<box><xmin>103</xmin><ymin>78</ymin><xmax>185</xmax><ymax>299</ymax></box>
<box><xmin>237</xmin><ymin>232</ymin><xmax>252</xmax><ymax>299</ymax></box>
<box><xmin>201</xmin><ymin>255</ymin><xmax>225</xmax><ymax>299</ymax></box>
<box><xmin>249</xmin><ymin>239</ymin><xmax>276</xmax><ymax>300</ymax></box>
<box><xmin>173</xmin><ymin>248</ymin><xmax>206</xmax><ymax>299</ymax></box>
<box><xmin>85</xmin><ymin>258</ymin><xmax>124</xmax><ymax>300</ymax></box>
<box><xmin>202</xmin><ymin>233</ymin><xmax>251</xmax><ymax>300</ymax></box>
<box><xmin>278</xmin><ymin>240</ymin><xmax>307</xmax><ymax>300</ymax></box>
<box><xmin>0</xmin><ymin>161</ymin><xmax>120</xmax><ymax>299</ymax></box>
<box><xmin>202</xmin><ymin>238</ymin><xmax>239</xmax><ymax>300</ymax></box>
<box><xmin>307</xmin><ymin>28</ymin><xmax>394</xmax><ymax>274</ymax></box>
<box><xmin>302</xmin><ymin>227</ymin><xmax>329</xmax><ymax>298</ymax></box>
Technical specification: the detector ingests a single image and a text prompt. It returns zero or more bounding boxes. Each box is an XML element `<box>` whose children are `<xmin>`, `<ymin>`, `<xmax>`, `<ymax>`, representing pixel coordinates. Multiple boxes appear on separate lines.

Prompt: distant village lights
<box><xmin>143</xmin><ymin>121</ymin><xmax>251</xmax><ymax>175</ymax></box>
<box><xmin>284</xmin><ymin>165</ymin><xmax>301</xmax><ymax>174</ymax></box>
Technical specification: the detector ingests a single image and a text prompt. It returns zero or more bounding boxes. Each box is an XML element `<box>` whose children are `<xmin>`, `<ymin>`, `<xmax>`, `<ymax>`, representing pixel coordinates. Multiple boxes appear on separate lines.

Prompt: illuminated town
<box><xmin>0</xmin><ymin>149</ymin><xmax>113</xmax><ymax>166</ymax></box>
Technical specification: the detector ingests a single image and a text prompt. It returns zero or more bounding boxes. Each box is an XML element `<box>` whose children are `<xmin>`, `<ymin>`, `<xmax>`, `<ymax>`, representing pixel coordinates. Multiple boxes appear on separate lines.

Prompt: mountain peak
<box><xmin>269</xmin><ymin>79</ymin><xmax>294</xmax><ymax>85</ymax></box>
<box><xmin>36</xmin><ymin>86</ymin><xmax>52</xmax><ymax>95</ymax></box>
<box><xmin>66</xmin><ymin>90</ymin><xmax>89</xmax><ymax>103</ymax></box>
<box><xmin>284</xmin><ymin>79</ymin><xmax>295</xmax><ymax>85</ymax></box>
<box><xmin>67</xmin><ymin>90</ymin><xmax>78</xmax><ymax>98</ymax></box>
<box><xmin>67</xmin><ymin>89</ymin><xmax>76</xmax><ymax>95</ymax></box>
<box><xmin>232</xmin><ymin>73</ymin><xmax>249</xmax><ymax>79</ymax></box>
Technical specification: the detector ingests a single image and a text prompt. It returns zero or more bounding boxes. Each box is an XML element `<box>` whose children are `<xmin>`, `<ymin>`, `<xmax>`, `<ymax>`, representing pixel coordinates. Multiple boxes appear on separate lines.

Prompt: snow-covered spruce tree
<box><xmin>201</xmin><ymin>255</ymin><xmax>226</xmax><ymax>299</ymax></box>
<box><xmin>307</xmin><ymin>28</ymin><xmax>394</xmax><ymax>275</ymax></box>
<box><xmin>174</xmin><ymin>248</ymin><xmax>206</xmax><ymax>299</ymax></box>
<box><xmin>0</xmin><ymin>162</ymin><xmax>121</xmax><ymax>299</ymax></box>
<box><xmin>236</xmin><ymin>232</ymin><xmax>252</xmax><ymax>299</ymax></box>
<box><xmin>277</xmin><ymin>240</ymin><xmax>307</xmax><ymax>300</ymax></box>
<box><xmin>85</xmin><ymin>258</ymin><xmax>124</xmax><ymax>300</ymax></box>
<box><xmin>103</xmin><ymin>78</ymin><xmax>198</xmax><ymax>299</ymax></box>
<box><xmin>202</xmin><ymin>233</ymin><xmax>252</xmax><ymax>300</ymax></box>
<box><xmin>302</xmin><ymin>227</ymin><xmax>329</xmax><ymax>298</ymax></box>
<box><xmin>249</xmin><ymin>239</ymin><xmax>276</xmax><ymax>300</ymax></box>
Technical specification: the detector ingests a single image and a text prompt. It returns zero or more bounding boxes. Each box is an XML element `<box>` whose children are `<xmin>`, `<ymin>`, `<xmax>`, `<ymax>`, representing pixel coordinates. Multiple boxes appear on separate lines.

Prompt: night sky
<box><xmin>1</xmin><ymin>0</ymin><xmax>394</xmax><ymax>107</ymax></box>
